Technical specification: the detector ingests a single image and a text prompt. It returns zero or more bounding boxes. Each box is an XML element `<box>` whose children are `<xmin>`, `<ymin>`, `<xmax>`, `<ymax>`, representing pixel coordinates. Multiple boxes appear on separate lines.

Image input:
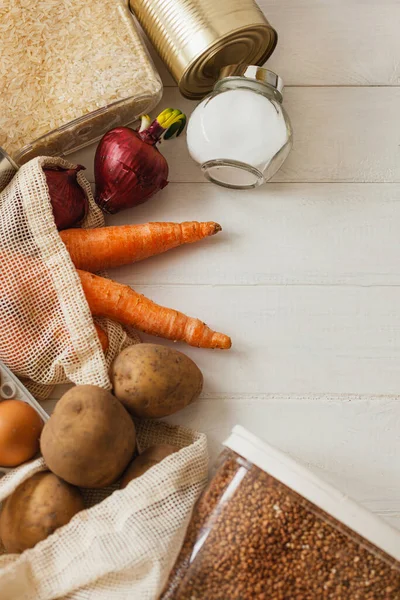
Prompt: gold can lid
<box><xmin>179</xmin><ymin>24</ymin><xmax>277</xmax><ymax>99</ymax></box>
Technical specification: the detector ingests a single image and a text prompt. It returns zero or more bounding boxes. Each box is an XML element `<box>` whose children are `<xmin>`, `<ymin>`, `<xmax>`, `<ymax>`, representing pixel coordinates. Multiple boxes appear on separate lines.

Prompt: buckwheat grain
<box><xmin>162</xmin><ymin>451</ymin><xmax>400</xmax><ymax>599</ymax></box>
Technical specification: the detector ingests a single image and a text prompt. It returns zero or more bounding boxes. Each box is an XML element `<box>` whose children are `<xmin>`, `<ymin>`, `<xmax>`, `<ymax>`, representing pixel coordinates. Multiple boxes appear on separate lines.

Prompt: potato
<box><xmin>40</xmin><ymin>385</ymin><xmax>136</xmax><ymax>488</ymax></box>
<box><xmin>120</xmin><ymin>444</ymin><xmax>179</xmax><ymax>488</ymax></box>
<box><xmin>111</xmin><ymin>344</ymin><xmax>203</xmax><ymax>418</ymax></box>
<box><xmin>0</xmin><ymin>471</ymin><xmax>84</xmax><ymax>553</ymax></box>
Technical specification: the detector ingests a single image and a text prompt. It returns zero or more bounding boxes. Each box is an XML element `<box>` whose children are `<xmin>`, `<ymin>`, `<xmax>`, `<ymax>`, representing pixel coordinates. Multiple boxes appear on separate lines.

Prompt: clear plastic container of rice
<box><xmin>0</xmin><ymin>0</ymin><xmax>162</xmax><ymax>164</ymax></box>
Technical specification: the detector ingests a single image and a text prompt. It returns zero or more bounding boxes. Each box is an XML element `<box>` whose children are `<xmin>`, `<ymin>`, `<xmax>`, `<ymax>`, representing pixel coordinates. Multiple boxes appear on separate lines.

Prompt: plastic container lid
<box><xmin>224</xmin><ymin>425</ymin><xmax>400</xmax><ymax>562</ymax></box>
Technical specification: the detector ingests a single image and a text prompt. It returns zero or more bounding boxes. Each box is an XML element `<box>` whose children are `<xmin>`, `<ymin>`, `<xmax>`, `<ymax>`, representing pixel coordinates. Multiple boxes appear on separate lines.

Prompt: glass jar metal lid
<box><xmin>217</xmin><ymin>65</ymin><xmax>284</xmax><ymax>100</ymax></box>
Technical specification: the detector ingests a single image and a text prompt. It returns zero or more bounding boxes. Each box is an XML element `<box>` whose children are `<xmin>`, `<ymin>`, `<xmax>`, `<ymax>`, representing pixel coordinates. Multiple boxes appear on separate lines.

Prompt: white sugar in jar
<box><xmin>187</xmin><ymin>66</ymin><xmax>292</xmax><ymax>189</ymax></box>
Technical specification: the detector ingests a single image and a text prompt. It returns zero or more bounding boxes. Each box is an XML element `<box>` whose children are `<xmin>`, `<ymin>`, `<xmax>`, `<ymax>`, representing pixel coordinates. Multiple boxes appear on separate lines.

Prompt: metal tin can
<box><xmin>129</xmin><ymin>0</ymin><xmax>277</xmax><ymax>99</ymax></box>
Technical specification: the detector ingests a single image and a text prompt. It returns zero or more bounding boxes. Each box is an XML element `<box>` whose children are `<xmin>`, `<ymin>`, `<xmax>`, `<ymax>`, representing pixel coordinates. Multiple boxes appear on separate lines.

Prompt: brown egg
<box><xmin>0</xmin><ymin>400</ymin><xmax>44</xmax><ymax>467</ymax></box>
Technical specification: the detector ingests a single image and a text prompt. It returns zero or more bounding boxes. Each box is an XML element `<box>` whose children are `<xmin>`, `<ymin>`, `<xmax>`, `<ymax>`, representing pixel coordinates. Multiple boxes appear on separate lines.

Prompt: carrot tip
<box><xmin>213</xmin><ymin>223</ymin><xmax>222</xmax><ymax>234</ymax></box>
<box><xmin>211</xmin><ymin>333</ymin><xmax>232</xmax><ymax>350</ymax></box>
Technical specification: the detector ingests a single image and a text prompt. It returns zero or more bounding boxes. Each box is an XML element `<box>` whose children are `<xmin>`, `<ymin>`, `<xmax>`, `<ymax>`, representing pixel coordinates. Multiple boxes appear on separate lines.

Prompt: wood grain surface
<box><xmin>61</xmin><ymin>0</ymin><xmax>400</xmax><ymax>529</ymax></box>
<box><xmin>74</xmin><ymin>87</ymin><xmax>400</xmax><ymax>183</ymax></box>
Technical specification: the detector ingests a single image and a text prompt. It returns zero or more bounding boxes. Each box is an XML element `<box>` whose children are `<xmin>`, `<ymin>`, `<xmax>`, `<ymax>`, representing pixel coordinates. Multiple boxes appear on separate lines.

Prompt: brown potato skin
<box><xmin>111</xmin><ymin>344</ymin><xmax>203</xmax><ymax>418</ymax></box>
<box><xmin>120</xmin><ymin>444</ymin><xmax>179</xmax><ymax>488</ymax></box>
<box><xmin>0</xmin><ymin>471</ymin><xmax>84</xmax><ymax>553</ymax></box>
<box><xmin>40</xmin><ymin>385</ymin><xmax>136</xmax><ymax>488</ymax></box>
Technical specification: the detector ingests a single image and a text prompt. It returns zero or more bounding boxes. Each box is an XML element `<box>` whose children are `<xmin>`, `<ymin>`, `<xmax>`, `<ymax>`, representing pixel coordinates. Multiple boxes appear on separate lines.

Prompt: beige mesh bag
<box><xmin>0</xmin><ymin>155</ymin><xmax>139</xmax><ymax>399</ymax></box>
<box><xmin>0</xmin><ymin>158</ymin><xmax>209</xmax><ymax>598</ymax></box>
<box><xmin>0</xmin><ymin>421</ymin><xmax>208</xmax><ymax>599</ymax></box>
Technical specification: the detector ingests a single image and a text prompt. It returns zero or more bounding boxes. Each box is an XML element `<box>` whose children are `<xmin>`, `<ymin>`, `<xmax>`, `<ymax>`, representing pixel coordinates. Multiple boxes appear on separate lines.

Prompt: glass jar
<box><xmin>162</xmin><ymin>426</ymin><xmax>400</xmax><ymax>599</ymax></box>
<box><xmin>0</xmin><ymin>0</ymin><xmax>162</xmax><ymax>165</ymax></box>
<box><xmin>186</xmin><ymin>66</ymin><xmax>292</xmax><ymax>189</ymax></box>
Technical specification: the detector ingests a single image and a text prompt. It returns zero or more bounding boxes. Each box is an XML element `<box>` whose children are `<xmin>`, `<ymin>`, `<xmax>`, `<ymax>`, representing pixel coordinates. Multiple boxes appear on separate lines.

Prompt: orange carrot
<box><xmin>78</xmin><ymin>270</ymin><xmax>231</xmax><ymax>350</ymax></box>
<box><xmin>94</xmin><ymin>323</ymin><xmax>109</xmax><ymax>353</ymax></box>
<box><xmin>60</xmin><ymin>222</ymin><xmax>222</xmax><ymax>272</ymax></box>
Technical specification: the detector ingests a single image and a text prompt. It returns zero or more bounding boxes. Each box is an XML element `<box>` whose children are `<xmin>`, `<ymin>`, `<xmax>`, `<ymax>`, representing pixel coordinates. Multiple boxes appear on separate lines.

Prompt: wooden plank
<box><xmin>43</xmin><ymin>283</ymin><xmax>400</xmax><ymax>397</ymax></box>
<box><xmin>164</xmin><ymin>395</ymin><xmax>400</xmax><ymax>518</ymax></box>
<box><xmin>146</xmin><ymin>41</ymin><xmax>175</xmax><ymax>88</ymax></box>
<box><xmin>377</xmin><ymin>514</ymin><xmax>400</xmax><ymax>530</ymax></box>
<box><xmin>137</xmin><ymin>0</ymin><xmax>400</xmax><ymax>87</ymax></box>
<box><xmin>104</xmin><ymin>182</ymin><xmax>400</xmax><ymax>287</ymax></box>
<box><xmin>42</xmin><ymin>391</ymin><xmax>400</xmax><ymax>527</ymax></box>
<box><xmin>54</xmin><ymin>4</ymin><xmax>400</xmax><ymax>533</ymax></box>
<box><xmin>261</xmin><ymin>0</ymin><xmax>400</xmax><ymax>86</ymax></box>
<box><xmin>70</xmin><ymin>87</ymin><xmax>400</xmax><ymax>183</ymax></box>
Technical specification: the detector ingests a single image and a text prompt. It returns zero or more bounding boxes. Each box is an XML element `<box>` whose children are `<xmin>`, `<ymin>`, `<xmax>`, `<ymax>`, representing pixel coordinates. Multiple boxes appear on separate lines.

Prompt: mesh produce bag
<box><xmin>0</xmin><ymin>157</ymin><xmax>209</xmax><ymax>599</ymax></box>
<box><xmin>0</xmin><ymin>420</ymin><xmax>209</xmax><ymax>600</ymax></box>
<box><xmin>0</xmin><ymin>156</ymin><xmax>138</xmax><ymax>398</ymax></box>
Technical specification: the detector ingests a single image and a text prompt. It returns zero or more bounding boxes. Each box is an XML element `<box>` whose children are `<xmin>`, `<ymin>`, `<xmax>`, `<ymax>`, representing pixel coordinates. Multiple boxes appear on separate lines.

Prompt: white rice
<box><xmin>0</xmin><ymin>0</ymin><xmax>161</xmax><ymax>159</ymax></box>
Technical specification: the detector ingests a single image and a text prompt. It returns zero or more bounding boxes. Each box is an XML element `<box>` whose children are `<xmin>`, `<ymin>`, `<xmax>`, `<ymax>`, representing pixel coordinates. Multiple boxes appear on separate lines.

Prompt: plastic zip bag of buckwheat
<box><xmin>0</xmin><ymin>158</ymin><xmax>209</xmax><ymax>599</ymax></box>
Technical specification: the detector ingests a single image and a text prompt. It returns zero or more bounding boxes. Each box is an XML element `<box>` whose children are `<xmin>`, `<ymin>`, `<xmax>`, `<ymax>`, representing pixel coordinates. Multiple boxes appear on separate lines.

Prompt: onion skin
<box><xmin>94</xmin><ymin>127</ymin><xmax>168</xmax><ymax>214</ymax></box>
<box><xmin>44</xmin><ymin>166</ymin><xmax>88</xmax><ymax>231</ymax></box>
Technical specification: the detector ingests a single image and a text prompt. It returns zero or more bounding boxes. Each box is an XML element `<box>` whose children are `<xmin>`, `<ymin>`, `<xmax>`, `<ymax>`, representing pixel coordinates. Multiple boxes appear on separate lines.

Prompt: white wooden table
<box><xmin>48</xmin><ymin>0</ymin><xmax>400</xmax><ymax>530</ymax></box>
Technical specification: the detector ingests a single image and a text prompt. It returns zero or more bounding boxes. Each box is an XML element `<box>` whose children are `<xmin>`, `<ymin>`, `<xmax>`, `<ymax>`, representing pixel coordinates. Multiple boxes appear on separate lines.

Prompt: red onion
<box><xmin>44</xmin><ymin>165</ymin><xmax>88</xmax><ymax>231</ymax></box>
<box><xmin>94</xmin><ymin>109</ymin><xmax>186</xmax><ymax>214</ymax></box>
